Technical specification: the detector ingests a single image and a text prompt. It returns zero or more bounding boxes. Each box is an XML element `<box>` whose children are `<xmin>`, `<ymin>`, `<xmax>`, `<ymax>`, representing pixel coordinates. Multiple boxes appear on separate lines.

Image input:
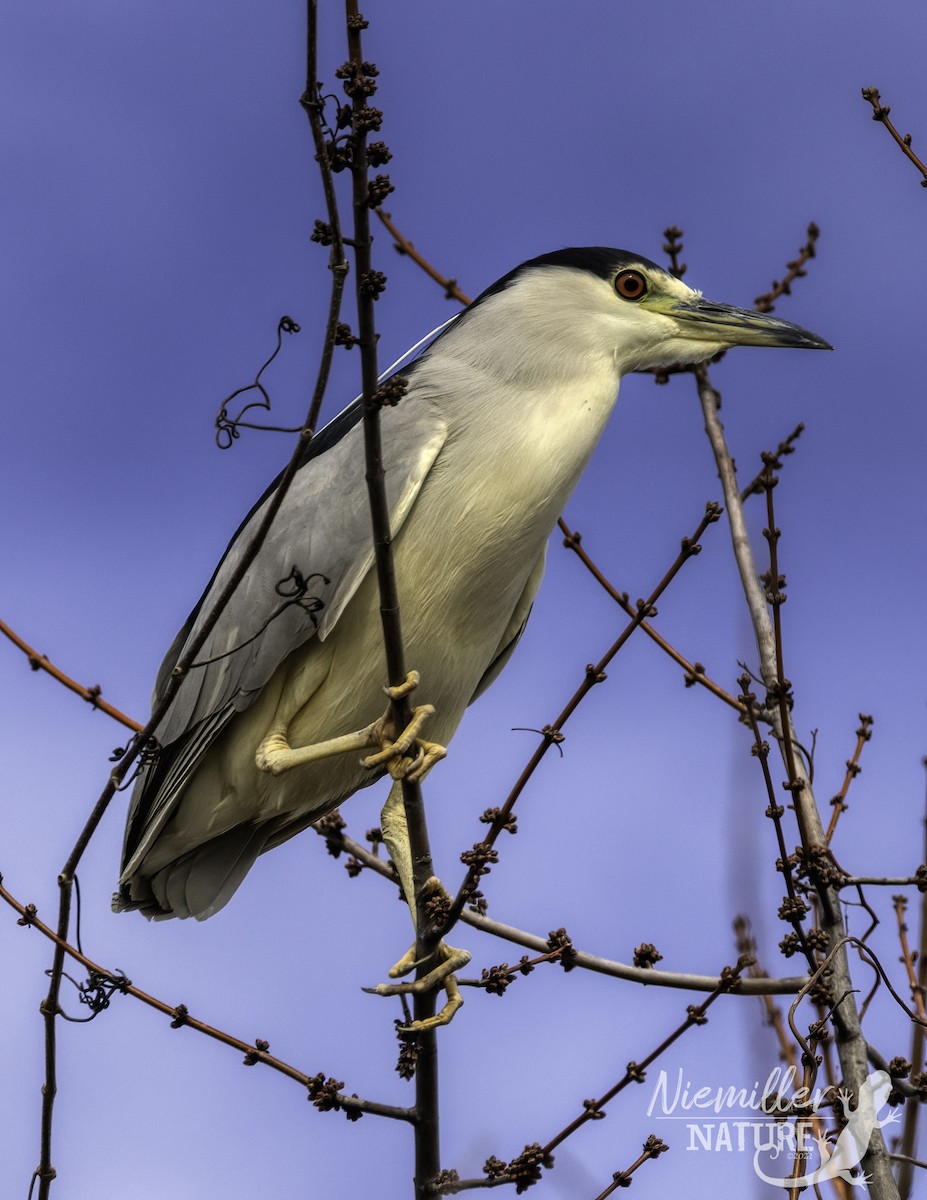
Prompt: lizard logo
<box><xmin>753</xmin><ymin>1070</ymin><xmax>897</xmax><ymax>1189</ymax></box>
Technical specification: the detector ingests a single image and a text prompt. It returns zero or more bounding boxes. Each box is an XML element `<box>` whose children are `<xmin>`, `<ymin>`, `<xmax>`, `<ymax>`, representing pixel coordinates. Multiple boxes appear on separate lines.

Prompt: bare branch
<box><xmin>825</xmin><ymin>715</ymin><xmax>874</xmax><ymax>845</ymax></box>
<box><xmin>898</xmin><ymin>777</ymin><xmax>927</xmax><ymax>1198</ymax></box>
<box><xmin>861</xmin><ymin>87</ymin><xmax>927</xmax><ymax>187</ymax></box>
<box><xmin>326</xmin><ymin>827</ymin><xmax>807</xmax><ymax>995</ymax></box>
<box><xmin>894</xmin><ymin>893</ymin><xmax>927</xmax><ymax>1023</ymax></box>
<box><xmin>375</xmin><ymin>208</ymin><xmax>472</xmax><ymax>305</ymax></box>
<box><xmin>479</xmin><ymin>956</ymin><xmax>749</xmax><ymax>1192</ymax></box>
<box><xmin>590</xmin><ymin>1135</ymin><xmax>670</xmax><ymax>1199</ymax></box>
<box><xmin>0</xmin><ymin>875</ymin><xmax>412</xmax><ymax>1123</ymax></box>
<box><xmin>753</xmin><ymin>223</ymin><xmax>820</xmax><ymax>313</ymax></box>
<box><xmin>697</xmin><ymin>362</ymin><xmax>900</xmax><ymax>1198</ymax></box>
<box><xmin>558</xmin><ymin>518</ymin><xmax>745</xmax><ymax>714</ymax></box>
<box><xmin>0</xmin><ymin>617</ymin><xmax>142</xmax><ymax>732</ymax></box>
<box><xmin>342</xmin><ymin>5</ymin><xmax>440</xmax><ymax>1192</ymax></box>
<box><xmin>32</xmin><ymin>5</ymin><xmax>353</xmax><ymax>1190</ymax></box>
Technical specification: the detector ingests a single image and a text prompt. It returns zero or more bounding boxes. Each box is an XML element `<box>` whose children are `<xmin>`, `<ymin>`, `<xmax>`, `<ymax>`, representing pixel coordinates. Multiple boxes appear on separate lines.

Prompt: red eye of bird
<box><xmin>614</xmin><ymin>269</ymin><xmax>647</xmax><ymax>300</ymax></box>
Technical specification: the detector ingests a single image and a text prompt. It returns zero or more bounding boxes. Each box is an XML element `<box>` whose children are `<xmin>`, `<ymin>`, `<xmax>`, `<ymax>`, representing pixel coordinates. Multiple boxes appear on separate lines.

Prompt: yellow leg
<box><xmin>368</xmin><ymin>780</ymin><xmax>470</xmax><ymax>1031</ymax></box>
<box><xmin>255</xmin><ymin>670</ymin><xmax>446</xmax><ymax>781</ymax></box>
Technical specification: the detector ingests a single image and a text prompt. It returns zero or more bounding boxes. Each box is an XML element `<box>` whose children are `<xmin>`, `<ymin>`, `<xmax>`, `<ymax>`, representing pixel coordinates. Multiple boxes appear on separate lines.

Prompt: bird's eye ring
<box><xmin>615</xmin><ymin>270</ymin><xmax>647</xmax><ymax>300</ymax></box>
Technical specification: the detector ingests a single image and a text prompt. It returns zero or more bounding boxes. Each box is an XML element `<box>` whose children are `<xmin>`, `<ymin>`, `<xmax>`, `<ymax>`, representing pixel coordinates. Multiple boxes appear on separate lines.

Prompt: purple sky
<box><xmin>2</xmin><ymin>3</ymin><xmax>926</xmax><ymax>1197</ymax></box>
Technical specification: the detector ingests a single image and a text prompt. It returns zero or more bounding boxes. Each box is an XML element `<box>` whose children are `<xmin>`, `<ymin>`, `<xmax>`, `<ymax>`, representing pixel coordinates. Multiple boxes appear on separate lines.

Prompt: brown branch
<box><xmin>734</xmin><ymin>917</ymin><xmax>850</xmax><ymax>1200</ymax></box>
<box><xmin>738</xmin><ymin>674</ymin><xmax>820</xmax><ymax>975</ymax></box>
<box><xmin>590</xmin><ymin>1136</ymin><xmax>669</xmax><ymax>1199</ymax></box>
<box><xmin>0</xmin><ymin>617</ymin><xmax>142</xmax><ymax>732</ymax></box>
<box><xmin>438</xmin><ymin>502</ymin><xmax>723</xmax><ymax>937</ymax></box>
<box><xmin>843</xmin><ymin>875</ymin><xmax>927</xmax><ymax>887</ymax></box>
<box><xmin>662</xmin><ymin>225</ymin><xmax>686</xmax><ymax>278</ymax></box>
<box><xmin>861</xmin><ymin>87</ymin><xmax>927</xmax><ymax>187</ymax></box>
<box><xmin>739</xmin><ymin>423</ymin><xmax>806</xmax><ymax>502</ymax></box>
<box><xmin>0</xmin><ymin>875</ymin><xmax>411</xmax><ymax>1123</ymax></box>
<box><xmin>734</xmin><ymin>916</ymin><xmax>801</xmax><ymax>1068</ymax></box>
<box><xmin>825</xmin><ymin>715</ymin><xmax>874</xmax><ymax>845</ymax></box>
<box><xmin>894</xmin><ymin>894</ymin><xmax>927</xmax><ymax>1024</ymax></box>
<box><xmin>893</xmin><ymin>1154</ymin><xmax>927</xmax><ymax>1172</ymax></box>
<box><xmin>375</xmin><ymin>208</ymin><xmax>473</xmax><ymax>305</ymax></box>
<box><xmin>753</xmin><ymin>223</ymin><xmax>820</xmax><ymax>313</ymax></box>
<box><xmin>481</xmin><ymin>956</ymin><xmax>749</xmax><ymax>1192</ymax></box>
<box><xmin>557</xmin><ymin>518</ymin><xmax>745</xmax><ymax>714</ymax></box>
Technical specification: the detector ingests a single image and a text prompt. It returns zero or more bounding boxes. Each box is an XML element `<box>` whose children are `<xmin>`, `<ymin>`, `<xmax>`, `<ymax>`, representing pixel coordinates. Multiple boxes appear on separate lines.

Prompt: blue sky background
<box><xmin>2</xmin><ymin>3</ymin><xmax>926</xmax><ymax>1197</ymax></box>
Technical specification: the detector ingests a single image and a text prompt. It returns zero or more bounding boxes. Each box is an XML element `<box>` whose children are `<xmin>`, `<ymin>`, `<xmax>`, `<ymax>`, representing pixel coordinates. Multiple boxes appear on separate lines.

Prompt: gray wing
<box><xmin>119</xmin><ymin>398</ymin><xmax>446</xmax><ymax>880</ymax></box>
<box><xmin>154</xmin><ymin>398</ymin><xmax>447</xmax><ymax>745</ymax></box>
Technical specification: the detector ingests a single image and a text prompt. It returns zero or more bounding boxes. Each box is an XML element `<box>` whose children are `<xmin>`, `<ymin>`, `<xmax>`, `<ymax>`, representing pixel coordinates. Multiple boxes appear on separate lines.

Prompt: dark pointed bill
<box><xmin>670</xmin><ymin>298</ymin><xmax>832</xmax><ymax>350</ymax></box>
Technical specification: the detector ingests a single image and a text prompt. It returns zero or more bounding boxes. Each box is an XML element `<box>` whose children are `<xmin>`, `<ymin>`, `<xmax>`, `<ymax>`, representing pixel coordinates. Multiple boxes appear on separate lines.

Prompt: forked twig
<box><xmin>557</xmin><ymin>519</ymin><xmax>744</xmax><ymax>713</ymax></box>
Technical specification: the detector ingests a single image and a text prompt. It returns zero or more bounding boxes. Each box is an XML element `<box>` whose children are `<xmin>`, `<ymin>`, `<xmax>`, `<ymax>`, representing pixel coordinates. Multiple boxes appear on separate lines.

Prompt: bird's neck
<box><xmin>417</xmin><ymin>345</ymin><xmax>622</xmax><ymax>519</ymax></box>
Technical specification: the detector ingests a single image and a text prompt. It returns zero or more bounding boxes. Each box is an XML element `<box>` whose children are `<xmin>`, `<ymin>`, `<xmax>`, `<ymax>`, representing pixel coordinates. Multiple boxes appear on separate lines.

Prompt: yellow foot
<box><xmin>363</xmin><ymin>940</ymin><xmax>470</xmax><ymax>1031</ymax></box>
<box><xmin>360</xmin><ymin>672</ymin><xmax>447</xmax><ymax>781</ymax></box>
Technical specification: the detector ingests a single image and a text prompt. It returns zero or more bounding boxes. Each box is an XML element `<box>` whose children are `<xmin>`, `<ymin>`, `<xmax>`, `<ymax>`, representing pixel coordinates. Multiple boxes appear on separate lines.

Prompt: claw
<box><xmin>360</xmin><ymin>680</ymin><xmax>447</xmax><ymax>783</ymax></box>
<box><xmin>361</xmin><ymin>704</ymin><xmax>436</xmax><ymax>774</ymax></box>
<box><xmin>363</xmin><ymin>939</ymin><xmax>471</xmax><ymax>1030</ymax></box>
<box><xmin>402</xmin><ymin>975</ymin><xmax>464</xmax><ymax>1032</ymax></box>
<box><xmin>384</xmin><ymin>670</ymin><xmax>421</xmax><ymax>701</ymax></box>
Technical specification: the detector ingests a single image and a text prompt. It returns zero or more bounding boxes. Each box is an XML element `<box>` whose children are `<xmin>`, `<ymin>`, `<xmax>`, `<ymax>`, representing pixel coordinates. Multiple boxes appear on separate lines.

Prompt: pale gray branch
<box><xmin>696</xmin><ymin>367</ymin><xmax>899</xmax><ymax>1200</ymax></box>
<box><xmin>336</xmin><ymin>833</ymin><xmax>807</xmax><ymax>996</ymax></box>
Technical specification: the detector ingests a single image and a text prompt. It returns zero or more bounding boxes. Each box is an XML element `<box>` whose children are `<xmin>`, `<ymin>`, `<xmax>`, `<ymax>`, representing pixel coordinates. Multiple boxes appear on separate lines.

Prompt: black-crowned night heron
<box><xmin>116</xmin><ymin>247</ymin><xmax>829</xmax><ymax>1025</ymax></box>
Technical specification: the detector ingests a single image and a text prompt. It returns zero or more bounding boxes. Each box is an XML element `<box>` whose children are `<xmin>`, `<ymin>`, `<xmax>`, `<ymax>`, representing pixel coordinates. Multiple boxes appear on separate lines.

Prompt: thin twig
<box><xmin>739</xmin><ymin>423</ymin><xmax>806</xmax><ymax>501</ymax></box>
<box><xmin>557</xmin><ymin>519</ymin><xmax>745</xmax><ymax>713</ymax></box>
<box><xmin>0</xmin><ymin>617</ymin><xmax>142</xmax><ymax>732</ymax></box>
<box><xmin>898</xmin><ymin>774</ymin><xmax>927</xmax><ymax>1199</ymax></box>
<box><xmin>734</xmin><ymin>917</ymin><xmax>849</xmax><ymax>1200</ymax></box>
<box><xmin>754</xmin><ymin>224</ymin><xmax>820</xmax><ymax>313</ymax></box>
<box><xmin>861</xmin><ymin>87</ymin><xmax>927</xmax><ymax>187</ymax></box>
<box><xmin>843</xmin><ymin>876</ymin><xmax>926</xmax><ymax>888</ymax></box>
<box><xmin>590</xmin><ymin>1136</ymin><xmax>669</xmax><ymax>1199</ymax></box>
<box><xmin>375</xmin><ymin>208</ymin><xmax>472</xmax><ymax>305</ymax></box>
<box><xmin>0</xmin><ymin>875</ymin><xmax>411</xmax><ymax>1123</ymax></box>
<box><xmin>738</xmin><ymin>675</ymin><xmax>819</xmax><ymax>975</ymax></box>
<box><xmin>734</xmin><ymin>916</ymin><xmax>801</xmax><ymax>1065</ymax></box>
<box><xmin>825</xmin><ymin>715</ymin><xmax>874</xmax><ymax>845</ymax></box>
<box><xmin>480</xmin><ymin>957</ymin><xmax>749</xmax><ymax>1192</ymax></box>
<box><xmin>892</xmin><ymin>1154</ymin><xmax>927</xmax><ymax>1172</ymax></box>
<box><xmin>895</xmin><ymin>893</ymin><xmax>927</xmax><ymax>1023</ymax></box>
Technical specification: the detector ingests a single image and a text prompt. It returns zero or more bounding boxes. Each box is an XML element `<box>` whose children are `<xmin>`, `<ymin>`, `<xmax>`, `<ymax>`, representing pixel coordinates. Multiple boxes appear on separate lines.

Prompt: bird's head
<box><xmin>451</xmin><ymin>247</ymin><xmax>830</xmax><ymax>382</ymax></box>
